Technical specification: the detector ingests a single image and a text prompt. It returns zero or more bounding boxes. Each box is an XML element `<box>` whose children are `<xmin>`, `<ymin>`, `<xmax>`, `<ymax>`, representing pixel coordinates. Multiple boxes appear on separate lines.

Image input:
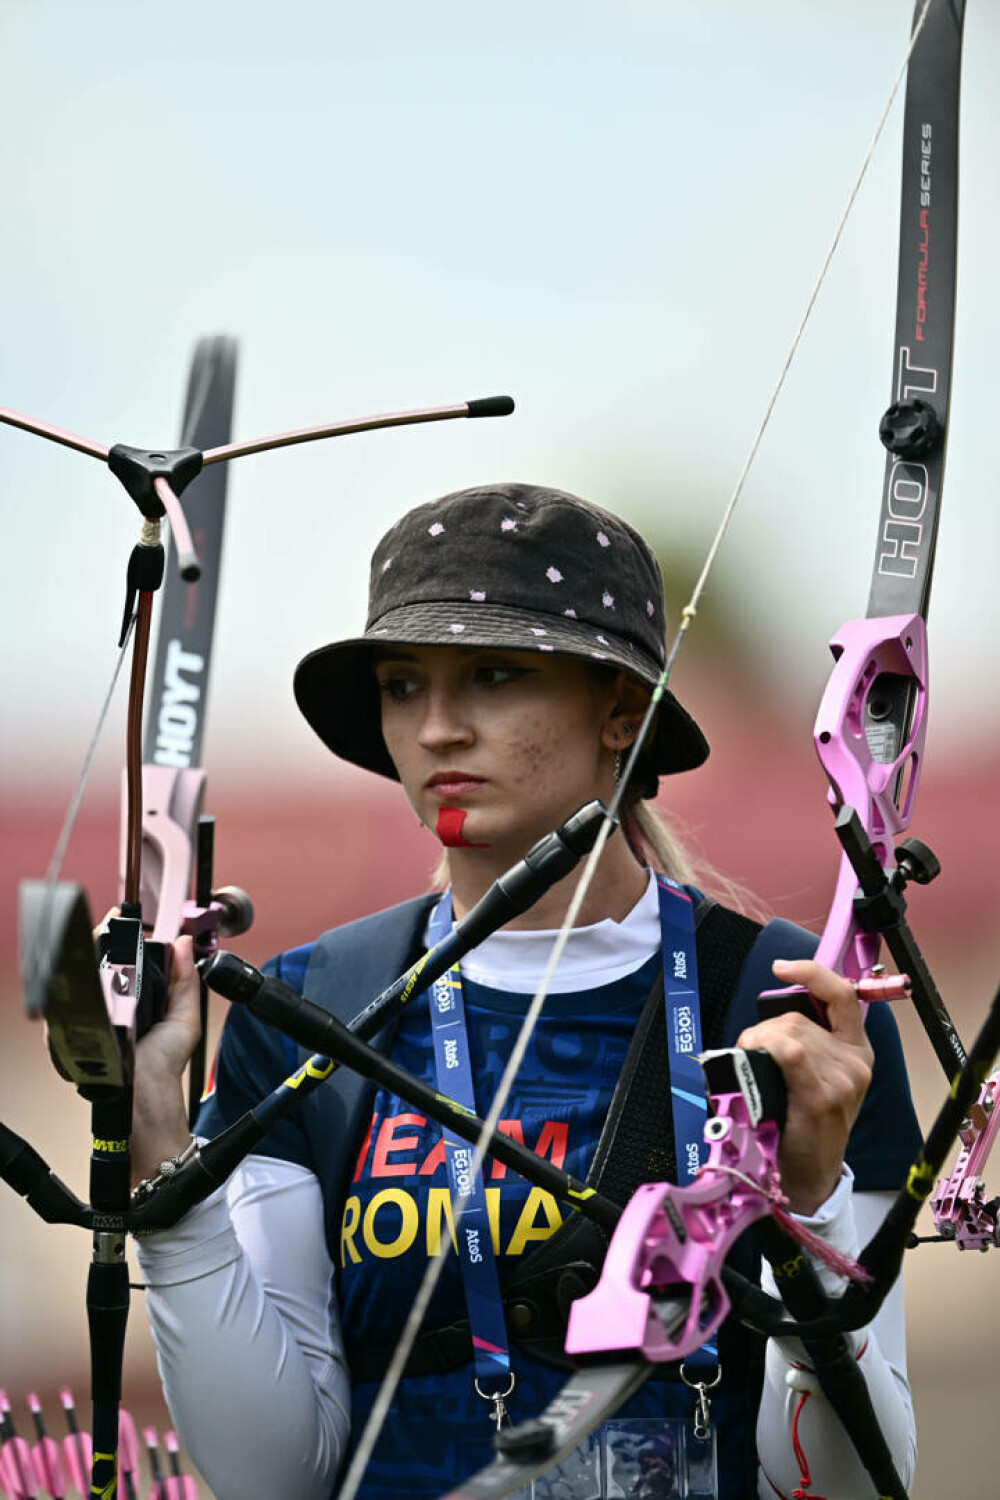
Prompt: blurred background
<box><xmin>1</xmin><ymin>1</ymin><xmax>997</xmax><ymax>1493</ymax></box>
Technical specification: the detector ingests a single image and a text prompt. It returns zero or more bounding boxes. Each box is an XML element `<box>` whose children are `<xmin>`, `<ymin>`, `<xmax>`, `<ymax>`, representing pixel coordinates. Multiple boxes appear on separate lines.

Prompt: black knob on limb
<box><xmin>879</xmin><ymin>399</ymin><xmax>940</xmax><ymax>457</ymax></box>
<box><xmin>894</xmin><ymin>837</ymin><xmax>941</xmax><ymax>887</ymax></box>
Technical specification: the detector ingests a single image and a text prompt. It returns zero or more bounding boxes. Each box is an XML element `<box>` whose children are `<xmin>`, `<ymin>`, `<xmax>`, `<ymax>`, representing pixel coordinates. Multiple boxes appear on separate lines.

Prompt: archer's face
<box><xmin>374</xmin><ymin>644</ymin><xmax>621</xmax><ymax>860</ymax></box>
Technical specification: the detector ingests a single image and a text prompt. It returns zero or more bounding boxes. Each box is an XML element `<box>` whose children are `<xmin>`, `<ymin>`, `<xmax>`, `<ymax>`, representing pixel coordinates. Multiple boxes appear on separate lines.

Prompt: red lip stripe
<box><xmin>436</xmin><ymin>808</ymin><xmax>489</xmax><ymax>848</ymax></box>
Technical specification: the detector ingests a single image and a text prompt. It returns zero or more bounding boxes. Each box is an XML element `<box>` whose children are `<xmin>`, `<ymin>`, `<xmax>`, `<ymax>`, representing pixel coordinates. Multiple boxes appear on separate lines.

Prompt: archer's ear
<box><xmin>600</xmin><ymin>672</ymin><xmax>652</xmax><ymax>749</ymax></box>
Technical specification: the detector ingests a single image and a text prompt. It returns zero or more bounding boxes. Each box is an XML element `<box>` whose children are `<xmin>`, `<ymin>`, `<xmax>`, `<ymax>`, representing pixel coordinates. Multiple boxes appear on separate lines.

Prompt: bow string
<box><xmin>340</xmin><ymin>3</ymin><xmax>979</xmax><ymax>1497</ymax></box>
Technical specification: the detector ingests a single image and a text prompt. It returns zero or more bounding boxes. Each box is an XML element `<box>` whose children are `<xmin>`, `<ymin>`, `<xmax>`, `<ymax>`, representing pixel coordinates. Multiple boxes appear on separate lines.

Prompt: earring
<box><xmin>614</xmin><ymin>722</ymin><xmax>635</xmax><ymax>786</ymax></box>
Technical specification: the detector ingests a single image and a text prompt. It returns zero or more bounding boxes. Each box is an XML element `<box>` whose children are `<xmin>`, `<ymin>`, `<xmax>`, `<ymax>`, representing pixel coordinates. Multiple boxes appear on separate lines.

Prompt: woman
<box><xmin>132</xmin><ymin>482</ymin><xmax>920</xmax><ymax>1499</ymax></box>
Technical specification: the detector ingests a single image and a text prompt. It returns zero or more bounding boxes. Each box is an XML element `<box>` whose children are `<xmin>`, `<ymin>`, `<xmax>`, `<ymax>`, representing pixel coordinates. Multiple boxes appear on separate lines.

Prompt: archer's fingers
<box><xmin>168</xmin><ymin>936</ymin><xmax>202</xmax><ymax>1025</ymax></box>
<box><xmin>771</xmin><ymin>958</ymin><xmax>870</xmax><ymax>1045</ymax></box>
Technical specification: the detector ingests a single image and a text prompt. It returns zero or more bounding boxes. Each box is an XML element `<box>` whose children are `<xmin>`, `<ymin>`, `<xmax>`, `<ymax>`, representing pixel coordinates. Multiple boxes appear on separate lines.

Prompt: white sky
<box><xmin>1</xmin><ymin>0</ymin><xmax>997</xmax><ymax>792</ymax></box>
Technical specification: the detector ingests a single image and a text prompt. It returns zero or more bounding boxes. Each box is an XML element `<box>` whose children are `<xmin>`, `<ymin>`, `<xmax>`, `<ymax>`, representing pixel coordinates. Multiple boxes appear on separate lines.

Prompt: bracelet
<box><xmin>131</xmin><ymin>1139</ymin><xmax>199</xmax><ymax>1206</ymax></box>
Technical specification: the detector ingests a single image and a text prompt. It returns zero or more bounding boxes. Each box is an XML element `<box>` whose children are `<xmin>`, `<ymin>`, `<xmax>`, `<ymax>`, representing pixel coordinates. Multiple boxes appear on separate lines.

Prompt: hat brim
<box><xmin>293</xmin><ymin>600</ymin><xmax>709</xmax><ymax>781</ymax></box>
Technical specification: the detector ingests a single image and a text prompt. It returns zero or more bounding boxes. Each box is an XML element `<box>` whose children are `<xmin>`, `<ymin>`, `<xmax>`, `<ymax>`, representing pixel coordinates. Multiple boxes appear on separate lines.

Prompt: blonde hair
<box><xmin>619</xmin><ymin>799</ymin><xmax>693</xmax><ymax>881</ymax></box>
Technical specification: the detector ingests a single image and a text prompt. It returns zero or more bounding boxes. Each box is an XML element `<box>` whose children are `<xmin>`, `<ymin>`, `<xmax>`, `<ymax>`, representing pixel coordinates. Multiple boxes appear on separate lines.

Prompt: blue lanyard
<box><xmin>655</xmin><ymin>877</ymin><xmax>708</xmax><ymax>1186</ymax></box>
<box><xmin>426</xmin><ymin>895</ymin><xmax>512</xmax><ymax>1399</ymax></box>
<box><xmin>656</xmin><ymin>876</ymin><xmax>717</xmax><ymax>1376</ymax></box>
<box><xmin>426</xmin><ymin>877</ymin><xmax>716</xmax><ymax>1396</ymax></box>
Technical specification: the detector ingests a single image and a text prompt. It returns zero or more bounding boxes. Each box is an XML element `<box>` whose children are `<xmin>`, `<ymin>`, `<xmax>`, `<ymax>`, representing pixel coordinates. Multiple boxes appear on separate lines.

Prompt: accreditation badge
<box><xmin>522</xmin><ymin>1417</ymin><xmax>719</xmax><ymax>1499</ymax></box>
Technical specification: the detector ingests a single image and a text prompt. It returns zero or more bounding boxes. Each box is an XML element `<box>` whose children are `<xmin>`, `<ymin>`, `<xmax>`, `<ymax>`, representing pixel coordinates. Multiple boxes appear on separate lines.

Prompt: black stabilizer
<box><xmin>107</xmin><ymin>445</ymin><xmax>204</xmax><ymax>519</ymax></box>
<box><xmin>333</xmin><ymin>801</ymin><xmax>608</xmax><ymax>1042</ymax></box>
<box><xmin>200</xmin><ymin>953</ymin><xmax>618</xmax><ymax>1232</ymax></box>
<box><xmin>128</xmin><ymin>1143</ymin><xmax>238</xmax><ymax>1232</ymax></box>
<box><xmin>756</xmin><ymin>1215</ymin><xmax>908</xmax><ymax>1498</ymax></box>
<box><xmin>145</xmin><ymin>803</ymin><xmax>612</xmax><ymax>1229</ymax></box>
<box><xmin>455</xmin><ymin>800</ymin><xmax>608</xmax><ymax>950</ymax></box>
<box><xmin>465</xmin><ymin>395</ymin><xmax>515</xmax><ymax>417</ymax></box>
<box><xmin>835</xmin><ymin>806</ymin><xmax>966</xmax><ymax>1079</ymax></box>
<box><xmin>0</xmin><ymin>1121</ymin><xmax>91</xmax><ymax>1227</ymax></box>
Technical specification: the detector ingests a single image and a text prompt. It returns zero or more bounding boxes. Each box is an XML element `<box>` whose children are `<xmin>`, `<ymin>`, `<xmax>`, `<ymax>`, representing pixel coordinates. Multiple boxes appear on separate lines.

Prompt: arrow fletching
<box><xmin>58</xmin><ymin>1391</ymin><xmax>91</xmax><ymax>1499</ymax></box>
<box><xmin>117</xmin><ymin>1410</ymin><xmax>140</xmax><ymax>1500</ymax></box>
<box><xmin>26</xmin><ymin>1395</ymin><xmax>65</xmax><ymax>1498</ymax></box>
<box><xmin>163</xmin><ymin>1432</ymin><xmax>198</xmax><ymax>1500</ymax></box>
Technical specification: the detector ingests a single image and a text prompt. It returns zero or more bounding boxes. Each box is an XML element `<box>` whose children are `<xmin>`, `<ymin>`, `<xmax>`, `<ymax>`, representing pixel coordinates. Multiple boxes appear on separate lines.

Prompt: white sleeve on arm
<box><xmin>135</xmin><ymin>1154</ymin><xmax>350</xmax><ymax>1500</ymax></box>
<box><xmin>756</xmin><ymin>1173</ymin><xmax>916</xmax><ymax>1499</ymax></box>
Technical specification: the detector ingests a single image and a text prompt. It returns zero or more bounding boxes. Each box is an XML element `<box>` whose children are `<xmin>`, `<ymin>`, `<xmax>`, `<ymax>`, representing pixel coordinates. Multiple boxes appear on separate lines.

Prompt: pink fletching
<box><xmin>144</xmin><ymin>1427</ymin><xmax>164</xmax><ymax>1500</ymax></box>
<box><xmin>59</xmin><ymin>1429</ymin><xmax>91</xmax><ymax>1496</ymax></box>
<box><xmin>0</xmin><ymin>1438</ymin><xmax>36</xmax><ymax>1500</ymax></box>
<box><xmin>118</xmin><ymin>1411</ymin><xmax>140</xmax><ymax>1474</ymax></box>
<box><xmin>163</xmin><ymin>1479</ymin><xmax>198</xmax><ymax>1500</ymax></box>
<box><xmin>163</xmin><ymin>1433</ymin><xmax>198</xmax><ymax>1499</ymax></box>
<box><xmin>30</xmin><ymin>1437</ymin><xmax>65</xmax><ymax>1498</ymax></box>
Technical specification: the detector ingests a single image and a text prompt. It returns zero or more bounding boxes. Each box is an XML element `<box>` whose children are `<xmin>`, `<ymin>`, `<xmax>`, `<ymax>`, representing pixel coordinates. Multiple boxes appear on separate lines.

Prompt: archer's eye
<box><xmin>472</xmin><ymin>662</ymin><xmax>533</xmax><ymax>689</ymax></box>
<box><xmin>375</xmin><ymin>672</ymin><xmax>420</xmax><ymax>704</ymax></box>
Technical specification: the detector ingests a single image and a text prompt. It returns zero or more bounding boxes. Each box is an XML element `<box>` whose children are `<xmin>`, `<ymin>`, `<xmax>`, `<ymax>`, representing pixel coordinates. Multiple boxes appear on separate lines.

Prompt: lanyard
<box><xmin>655</xmin><ymin>877</ymin><xmax>707</xmax><ymax>1185</ymax></box>
<box><xmin>426</xmin><ymin>877</ymin><xmax>718</xmax><ymax>1418</ymax></box>
<box><xmin>426</xmin><ymin>895</ymin><xmax>513</xmax><ymax>1423</ymax></box>
<box><xmin>655</xmin><ymin>877</ymin><xmax>718</xmax><ymax>1380</ymax></box>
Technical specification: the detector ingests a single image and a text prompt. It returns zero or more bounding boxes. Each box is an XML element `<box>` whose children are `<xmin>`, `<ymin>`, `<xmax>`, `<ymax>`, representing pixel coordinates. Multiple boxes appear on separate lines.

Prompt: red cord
<box><xmin>790</xmin><ymin>1392</ymin><xmax>828</xmax><ymax>1500</ymax></box>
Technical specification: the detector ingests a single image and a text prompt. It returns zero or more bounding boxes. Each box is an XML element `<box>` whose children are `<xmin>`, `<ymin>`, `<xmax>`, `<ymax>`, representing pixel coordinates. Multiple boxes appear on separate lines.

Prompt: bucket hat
<box><xmin>294</xmin><ymin>482</ymin><xmax>709</xmax><ymax>785</ymax></box>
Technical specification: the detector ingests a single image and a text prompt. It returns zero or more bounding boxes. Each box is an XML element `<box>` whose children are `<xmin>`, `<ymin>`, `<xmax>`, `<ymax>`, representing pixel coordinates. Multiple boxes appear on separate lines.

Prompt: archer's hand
<box><xmin>130</xmin><ymin>935</ymin><xmax>202</xmax><ymax>1185</ymax></box>
<box><xmin>735</xmin><ymin>958</ymin><xmax>874</xmax><ymax>1216</ymax></box>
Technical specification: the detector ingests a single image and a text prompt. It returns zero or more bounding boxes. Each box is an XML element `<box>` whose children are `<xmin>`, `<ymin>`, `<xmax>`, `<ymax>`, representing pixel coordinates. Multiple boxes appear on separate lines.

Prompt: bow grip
<box><xmin>565</xmin><ymin>1048</ymin><xmax>783</xmax><ymax>1365</ymax></box>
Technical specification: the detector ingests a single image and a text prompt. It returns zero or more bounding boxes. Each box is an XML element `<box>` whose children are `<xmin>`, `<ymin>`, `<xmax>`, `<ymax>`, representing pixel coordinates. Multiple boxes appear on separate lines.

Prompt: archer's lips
<box><xmin>425</xmin><ymin>772</ymin><xmax>487</xmax><ymax>799</ymax></box>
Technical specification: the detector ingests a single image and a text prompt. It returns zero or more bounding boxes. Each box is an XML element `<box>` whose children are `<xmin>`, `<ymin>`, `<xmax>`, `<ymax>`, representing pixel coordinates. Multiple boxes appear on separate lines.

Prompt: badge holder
<box><xmin>525</xmin><ymin>1416</ymin><xmax>719</xmax><ymax>1500</ymax></box>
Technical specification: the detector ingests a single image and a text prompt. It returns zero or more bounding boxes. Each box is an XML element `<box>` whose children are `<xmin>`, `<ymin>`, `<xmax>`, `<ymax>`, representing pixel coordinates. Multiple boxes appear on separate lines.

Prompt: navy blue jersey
<box><xmin>197</xmin><ymin>894</ymin><xmax>922</xmax><ymax>1499</ymax></box>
